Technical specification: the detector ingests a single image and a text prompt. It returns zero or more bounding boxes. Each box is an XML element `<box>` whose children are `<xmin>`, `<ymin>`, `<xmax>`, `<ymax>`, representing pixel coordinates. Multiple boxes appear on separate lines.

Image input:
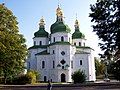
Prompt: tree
<box><xmin>109</xmin><ymin>60</ymin><xmax>120</xmax><ymax>81</ymax></box>
<box><xmin>95</xmin><ymin>57</ymin><xmax>105</xmax><ymax>76</ymax></box>
<box><xmin>72</xmin><ymin>69</ymin><xmax>86</xmax><ymax>83</ymax></box>
<box><xmin>89</xmin><ymin>0</ymin><xmax>120</xmax><ymax>56</ymax></box>
<box><xmin>0</xmin><ymin>4</ymin><xmax>27</xmax><ymax>84</ymax></box>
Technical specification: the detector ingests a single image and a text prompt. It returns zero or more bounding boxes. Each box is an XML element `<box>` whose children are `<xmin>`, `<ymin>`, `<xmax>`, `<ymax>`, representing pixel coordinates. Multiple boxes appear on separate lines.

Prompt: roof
<box><xmin>28</xmin><ymin>45</ymin><xmax>47</xmax><ymax>50</ymax></box>
<box><xmin>35</xmin><ymin>50</ymin><xmax>50</xmax><ymax>55</ymax></box>
<box><xmin>76</xmin><ymin>46</ymin><xmax>94</xmax><ymax>50</ymax></box>
<box><xmin>34</xmin><ymin>27</ymin><xmax>49</xmax><ymax>38</ymax></box>
<box><xmin>75</xmin><ymin>50</ymin><xmax>90</xmax><ymax>54</ymax></box>
<box><xmin>49</xmin><ymin>41</ymin><xmax>71</xmax><ymax>46</ymax></box>
<box><xmin>72</xmin><ymin>28</ymin><xmax>85</xmax><ymax>39</ymax></box>
<box><xmin>34</xmin><ymin>17</ymin><xmax>49</xmax><ymax>38</ymax></box>
<box><xmin>50</xmin><ymin>21</ymin><xmax>71</xmax><ymax>34</ymax></box>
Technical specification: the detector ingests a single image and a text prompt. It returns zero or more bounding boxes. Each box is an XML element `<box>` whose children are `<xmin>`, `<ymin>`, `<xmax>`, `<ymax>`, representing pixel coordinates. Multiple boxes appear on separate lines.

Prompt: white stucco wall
<box><xmin>50</xmin><ymin>32</ymin><xmax>72</xmax><ymax>43</ymax></box>
<box><xmin>33</xmin><ymin>37</ymin><xmax>49</xmax><ymax>45</ymax></box>
<box><xmin>72</xmin><ymin>39</ymin><xmax>86</xmax><ymax>46</ymax></box>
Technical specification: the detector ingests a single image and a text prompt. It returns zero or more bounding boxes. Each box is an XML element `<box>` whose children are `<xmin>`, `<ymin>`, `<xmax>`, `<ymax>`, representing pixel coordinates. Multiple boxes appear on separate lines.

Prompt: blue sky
<box><xmin>0</xmin><ymin>0</ymin><xmax>101</xmax><ymax>57</ymax></box>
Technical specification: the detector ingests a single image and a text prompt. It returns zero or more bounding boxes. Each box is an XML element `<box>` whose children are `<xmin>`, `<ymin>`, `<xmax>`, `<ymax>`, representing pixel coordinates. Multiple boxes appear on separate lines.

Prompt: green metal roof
<box><xmin>76</xmin><ymin>46</ymin><xmax>94</xmax><ymax>50</ymax></box>
<box><xmin>50</xmin><ymin>21</ymin><xmax>71</xmax><ymax>34</ymax></box>
<box><xmin>72</xmin><ymin>28</ymin><xmax>85</xmax><ymax>39</ymax></box>
<box><xmin>28</xmin><ymin>45</ymin><xmax>47</xmax><ymax>50</ymax></box>
<box><xmin>35</xmin><ymin>50</ymin><xmax>50</xmax><ymax>55</ymax></box>
<box><xmin>75</xmin><ymin>50</ymin><xmax>90</xmax><ymax>54</ymax></box>
<box><xmin>49</xmin><ymin>41</ymin><xmax>71</xmax><ymax>46</ymax></box>
<box><xmin>34</xmin><ymin>26</ymin><xmax>49</xmax><ymax>37</ymax></box>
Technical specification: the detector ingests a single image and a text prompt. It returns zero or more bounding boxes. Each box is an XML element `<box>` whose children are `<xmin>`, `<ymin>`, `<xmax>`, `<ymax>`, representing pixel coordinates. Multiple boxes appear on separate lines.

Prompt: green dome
<box><xmin>50</xmin><ymin>22</ymin><xmax>71</xmax><ymax>34</ymax></box>
<box><xmin>34</xmin><ymin>26</ymin><xmax>49</xmax><ymax>38</ymax></box>
<box><xmin>72</xmin><ymin>28</ymin><xmax>85</xmax><ymax>39</ymax></box>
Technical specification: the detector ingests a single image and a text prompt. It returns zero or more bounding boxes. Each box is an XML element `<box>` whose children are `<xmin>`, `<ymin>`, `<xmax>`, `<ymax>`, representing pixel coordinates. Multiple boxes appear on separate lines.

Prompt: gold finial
<box><xmin>56</xmin><ymin>5</ymin><xmax>63</xmax><ymax>17</ymax></box>
<box><xmin>39</xmin><ymin>16</ymin><xmax>45</xmax><ymax>26</ymax></box>
<box><xmin>75</xmin><ymin>19</ymin><xmax>79</xmax><ymax>26</ymax></box>
<box><xmin>75</xmin><ymin>19</ymin><xmax>79</xmax><ymax>29</ymax></box>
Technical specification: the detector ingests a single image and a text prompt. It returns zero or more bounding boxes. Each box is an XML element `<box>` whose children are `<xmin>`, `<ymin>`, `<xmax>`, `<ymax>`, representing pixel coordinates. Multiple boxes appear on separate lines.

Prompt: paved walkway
<box><xmin>0</xmin><ymin>80</ymin><xmax>120</xmax><ymax>90</ymax></box>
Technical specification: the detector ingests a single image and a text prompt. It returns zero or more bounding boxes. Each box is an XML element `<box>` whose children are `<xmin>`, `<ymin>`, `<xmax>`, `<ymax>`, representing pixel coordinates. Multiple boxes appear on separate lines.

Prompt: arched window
<box><xmin>34</xmin><ymin>41</ymin><xmax>36</xmax><ymax>45</ymax></box>
<box><xmin>44</xmin><ymin>76</ymin><xmax>47</xmax><ymax>82</ymax></box>
<box><xmin>53</xmin><ymin>37</ymin><xmax>55</xmax><ymax>42</ymax></box>
<box><xmin>80</xmin><ymin>60</ymin><xmax>82</xmax><ymax>65</ymax></box>
<box><xmin>84</xmin><ymin>43</ymin><xmax>85</xmax><ymax>46</ymax></box>
<box><xmin>53</xmin><ymin>50</ymin><xmax>55</xmax><ymax>54</ymax></box>
<box><xmin>39</xmin><ymin>41</ymin><xmax>42</xmax><ymax>45</ymax></box>
<box><xmin>71</xmin><ymin>61</ymin><xmax>73</xmax><ymax>68</ymax></box>
<box><xmin>42</xmin><ymin>61</ymin><xmax>45</xmax><ymax>69</ymax></box>
<box><xmin>74</xmin><ymin>42</ymin><xmax>76</xmax><ymax>46</ymax></box>
<box><xmin>61</xmin><ymin>36</ymin><xmax>64</xmax><ymax>41</ymax></box>
<box><xmin>69</xmin><ymin>38</ymin><xmax>70</xmax><ymax>42</ymax></box>
<box><xmin>53</xmin><ymin>61</ymin><xmax>55</xmax><ymax>68</ymax></box>
<box><xmin>79</xmin><ymin>42</ymin><xmax>81</xmax><ymax>46</ymax></box>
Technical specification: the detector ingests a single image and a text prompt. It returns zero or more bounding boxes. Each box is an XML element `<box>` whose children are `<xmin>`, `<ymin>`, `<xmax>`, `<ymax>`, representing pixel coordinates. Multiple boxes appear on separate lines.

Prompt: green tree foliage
<box><xmin>0</xmin><ymin>4</ymin><xmax>27</xmax><ymax>84</ymax></box>
<box><xmin>89</xmin><ymin>0</ymin><xmax>120</xmax><ymax>54</ymax></box>
<box><xmin>95</xmin><ymin>57</ymin><xmax>105</xmax><ymax>76</ymax></box>
<box><xmin>72</xmin><ymin>69</ymin><xmax>86</xmax><ymax>83</ymax></box>
<box><xmin>108</xmin><ymin>60</ymin><xmax>120</xmax><ymax>81</ymax></box>
<box><xmin>27</xmin><ymin>70</ymin><xmax>40</xmax><ymax>84</ymax></box>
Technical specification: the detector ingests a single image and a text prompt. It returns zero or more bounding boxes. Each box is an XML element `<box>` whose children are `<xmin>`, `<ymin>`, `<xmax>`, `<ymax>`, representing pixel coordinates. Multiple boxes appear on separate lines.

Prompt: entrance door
<box><xmin>61</xmin><ymin>73</ymin><xmax>66</xmax><ymax>82</ymax></box>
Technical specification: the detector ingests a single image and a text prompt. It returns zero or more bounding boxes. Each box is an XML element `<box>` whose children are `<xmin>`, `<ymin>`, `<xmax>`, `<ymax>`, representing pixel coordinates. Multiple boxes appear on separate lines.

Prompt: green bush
<box><xmin>0</xmin><ymin>70</ymin><xmax>40</xmax><ymax>84</ymax></box>
<box><xmin>26</xmin><ymin>70</ymin><xmax>36</xmax><ymax>84</ymax></box>
<box><xmin>72</xmin><ymin>69</ymin><xmax>86</xmax><ymax>83</ymax></box>
<box><xmin>12</xmin><ymin>74</ymin><xmax>32</xmax><ymax>85</ymax></box>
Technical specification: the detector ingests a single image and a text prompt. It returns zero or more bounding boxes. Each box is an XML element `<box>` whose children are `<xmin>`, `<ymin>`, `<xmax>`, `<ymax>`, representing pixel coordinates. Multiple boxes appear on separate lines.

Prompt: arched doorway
<box><xmin>61</xmin><ymin>73</ymin><xmax>66</xmax><ymax>82</ymax></box>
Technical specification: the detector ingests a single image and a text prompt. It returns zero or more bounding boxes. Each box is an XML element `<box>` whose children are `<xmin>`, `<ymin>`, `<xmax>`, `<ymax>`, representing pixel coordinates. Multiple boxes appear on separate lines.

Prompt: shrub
<box><xmin>72</xmin><ymin>69</ymin><xmax>86</xmax><ymax>83</ymax></box>
<box><xmin>12</xmin><ymin>74</ymin><xmax>32</xmax><ymax>85</ymax></box>
<box><xmin>26</xmin><ymin>70</ymin><xmax>36</xmax><ymax>84</ymax></box>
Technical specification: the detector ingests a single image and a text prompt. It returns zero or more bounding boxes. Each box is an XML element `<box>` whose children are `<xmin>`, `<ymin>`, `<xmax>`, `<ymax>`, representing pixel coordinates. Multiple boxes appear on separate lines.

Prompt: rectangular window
<box><xmin>71</xmin><ymin>61</ymin><xmax>73</xmax><ymax>68</ymax></box>
<box><xmin>80</xmin><ymin>60</ymin><xmax>82</xmax><ymax>65</ymax></box>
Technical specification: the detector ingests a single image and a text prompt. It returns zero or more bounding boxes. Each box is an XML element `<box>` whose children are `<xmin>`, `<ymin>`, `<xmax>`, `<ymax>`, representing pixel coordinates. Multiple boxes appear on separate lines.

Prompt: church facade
<box><xmin>27</xmin><ymin>6</ymin><xmax>96</xmax><ymax>82</ymax></box>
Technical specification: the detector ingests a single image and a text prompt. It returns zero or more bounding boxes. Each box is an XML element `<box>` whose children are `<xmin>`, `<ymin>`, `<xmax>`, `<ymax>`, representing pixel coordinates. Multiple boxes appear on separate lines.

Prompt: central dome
<box><xmin>50</xmin><ymin>6</ymin><xmax>71</xmax><ymax>34</ymax></box>
<box><xmin>50</xmin><ymin>21</ymin><xmax>71</xmax><ymax>34</ymax></box>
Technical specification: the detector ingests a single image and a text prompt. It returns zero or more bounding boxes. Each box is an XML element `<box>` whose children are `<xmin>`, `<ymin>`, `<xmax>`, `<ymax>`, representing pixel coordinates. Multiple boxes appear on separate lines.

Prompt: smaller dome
<box><xmin>34</xmin><ymin>17</ymin><xmax>49</xmax><ymax>38</ymax></box>
<box><xmin>72</xmin><ymin>29</ymin><xmax>85</xmax><ymax>39</ymax></box>
<box><xmin>34</xmin><ymin>28</ymin><xmax>49</xmax><ymax>38</ymax></box>
<box><xmin>72</xmin><ymin>19</ymin><xmax>85</xmax><ymax>39</ymax></box>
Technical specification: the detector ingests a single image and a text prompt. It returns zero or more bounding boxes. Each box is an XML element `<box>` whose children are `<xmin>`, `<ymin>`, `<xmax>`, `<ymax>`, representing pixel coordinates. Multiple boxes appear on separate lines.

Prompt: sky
<box><xmin>0</xmin><ymin>0</ymin><xmax>102</xmax><ymax>57</ymax></box>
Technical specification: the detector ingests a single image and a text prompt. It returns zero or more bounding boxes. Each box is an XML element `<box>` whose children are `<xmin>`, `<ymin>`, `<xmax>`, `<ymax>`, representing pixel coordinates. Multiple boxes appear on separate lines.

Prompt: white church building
<box><xmin>27</xmin><ymin>6</ymin><xmax>96</xmax><ymax>82</ymax></box>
